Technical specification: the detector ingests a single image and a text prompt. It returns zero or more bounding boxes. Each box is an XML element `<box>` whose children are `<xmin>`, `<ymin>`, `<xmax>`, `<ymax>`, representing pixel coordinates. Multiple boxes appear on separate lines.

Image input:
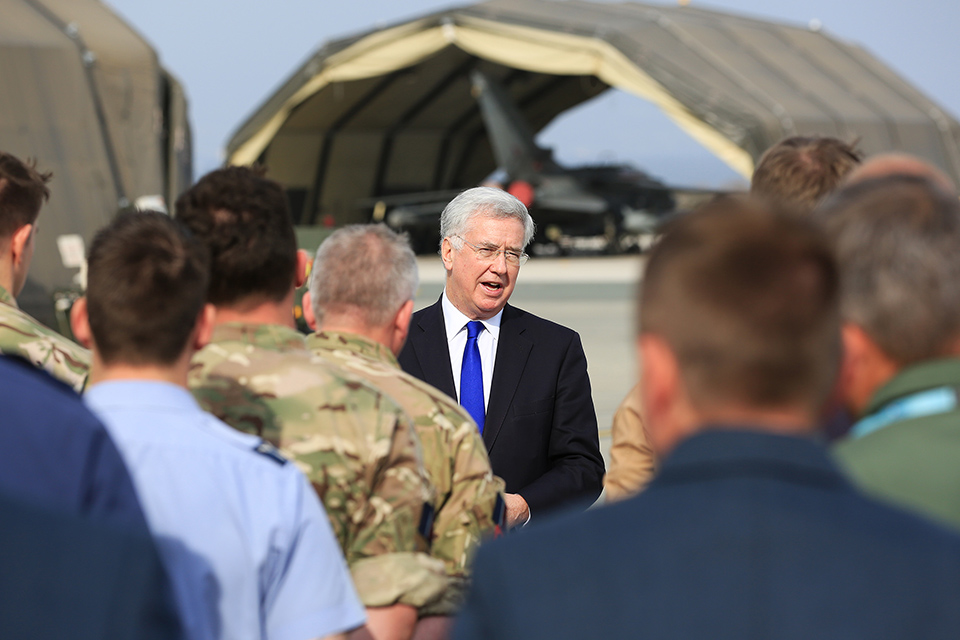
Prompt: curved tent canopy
<box><xmin>0</xmin><ymin>0</ymin><xmax>191</xmax><ymax>326</ymax></box>
<box><xmin>228</xmin><ymin>0</ymin><xmax>960</xmax><ymax>227</ymax></box>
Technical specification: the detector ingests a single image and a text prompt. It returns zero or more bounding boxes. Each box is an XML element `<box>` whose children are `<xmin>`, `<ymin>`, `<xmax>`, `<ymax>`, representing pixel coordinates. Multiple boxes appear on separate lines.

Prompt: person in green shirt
<box><xmin>817</xmin><ymin>171</ymin><xmax>960</xmax><ymax>531</ymax></box>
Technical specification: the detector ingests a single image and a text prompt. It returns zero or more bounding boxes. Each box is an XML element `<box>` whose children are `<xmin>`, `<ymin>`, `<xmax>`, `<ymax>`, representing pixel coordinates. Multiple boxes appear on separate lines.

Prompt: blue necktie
<box><xmin>460</xmin><ymin>321</ymin><xmax>485</xmax><ymax>434</ymax></box>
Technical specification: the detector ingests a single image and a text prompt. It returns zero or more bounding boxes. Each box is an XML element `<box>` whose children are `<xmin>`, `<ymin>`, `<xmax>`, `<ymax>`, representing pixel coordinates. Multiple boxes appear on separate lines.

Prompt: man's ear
<box><xmin>391</xmin><ymin>299</ymin><xmax>415</xmax><ymax>355</ymax></box>
<box><xmin>70</xmin><ymin>296</ymin><xmax>92</xmax><ymax>349</ymax></box>
<box><xmin>839</xmin><ymin>323</ymin><xmax>898</xmax><ymax>416</ymax></box>
<box><xmin>440</xmin><ymin>237</ymin><xmax>455</xmax><ymax>271</ymax></box>
<box><xmin>638</xmin><ymin>334</ymin><xmax>690</xmax><ymax>457</ymax></box>
<box><xmin>10</xmin><ymin>223</ymin><xmax>33</xmax><ymax>266</ymax></box>
<box><xmin>193</xmin><ymin>304</ymin><xmax>217</xmax><ymax>351</ymax></box>
<box><xmin>294</xmin><ymin>249</ymin><xmax>311</xmax><ymax>289</ymax></box>
<box><xmin>302</xmin><ymin>290</ymin><xmax>317</xmax><ymax>331</ymax></box>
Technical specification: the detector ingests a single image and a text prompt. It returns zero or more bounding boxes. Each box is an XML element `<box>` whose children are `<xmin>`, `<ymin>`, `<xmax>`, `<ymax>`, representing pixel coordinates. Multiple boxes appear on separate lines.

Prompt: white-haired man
<box><xmin>398</xmin><ymin>187</ymin><xmax>604</xmax><ymax>527</ymax></box>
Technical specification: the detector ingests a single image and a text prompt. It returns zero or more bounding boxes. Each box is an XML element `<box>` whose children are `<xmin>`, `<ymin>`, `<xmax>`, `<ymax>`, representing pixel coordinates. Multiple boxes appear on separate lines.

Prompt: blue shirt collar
<box><xmin>85</xmin><ymin>380</ymin><xmax>201</xmax><ymax>412</ymax></box>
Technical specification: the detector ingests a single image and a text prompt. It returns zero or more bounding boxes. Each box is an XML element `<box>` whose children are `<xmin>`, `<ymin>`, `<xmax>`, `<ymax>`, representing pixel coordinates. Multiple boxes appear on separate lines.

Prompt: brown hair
<box><xmin>86</xmin><ymin>211</ymin><xmax>209</xmax><ymax>365</ymax></box>
<box><xmin>640</xmin><ymin>196</ymin><xmax>841</xmax><ymax>413</ymax></box>
<box><xmin>0</xmin><ymin>152</ymin><xmax>52</xmax><ymax>238</ymax></box>
<box><xmin>174</xmin><ymin>166</ymin><xmax>297</xmax><ymax>306</ymax></box>
<box><xmin>751</xmin><ymin>136</ymin><xmax>862</xmax><ymax>215</ymax></box>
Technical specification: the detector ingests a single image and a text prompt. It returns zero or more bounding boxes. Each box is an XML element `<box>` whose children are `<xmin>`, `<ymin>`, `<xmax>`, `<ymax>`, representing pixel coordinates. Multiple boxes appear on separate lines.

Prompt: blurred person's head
<box><xmin>305</xmin><ymin>224</ymin><xmax>419</xmax><ymax>355</ymax></box>
<box><xmin>844</xmin><ymin>152</ymin><xmax>956</xmax><ymax>193</ymax></box>
<box><xmin>0</xmin><ymin>152</ymin><xmax>52</xmax><ymax>296</ymax></box>
<box><xmin>751</xmin><ymin>136</ymin><xmax>862</xmax><ymax>215</ymax></box>
<box><xmin>71</xmin><ymin>212</ymin><xmax>211</xmax><ymax>375</ymax></box>
<box><xmin>815</xmin><ymin>175</ymin><xmax>960</xmax><ymax>414</ymax></box>
<box><xmin>639</xmin><ymin>197</ymin><xmax>841</xmax><ymax>455</ymax></box>
<box><xmin>175</xmin><ymin>166</ymin><xmax>307</xmax><ymax>312</ymax></box>
<box><xmin>439</xmin><ymin>187</ymin><xmax>535</xmax><ymax>321</ymax></box>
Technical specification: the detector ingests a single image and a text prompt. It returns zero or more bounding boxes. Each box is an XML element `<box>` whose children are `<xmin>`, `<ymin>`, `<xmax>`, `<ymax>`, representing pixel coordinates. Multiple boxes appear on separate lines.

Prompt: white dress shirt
<box><xmin>441</xmin><ymin>290</ymin><xmax>503</xmax><ymax>409</ymax></box>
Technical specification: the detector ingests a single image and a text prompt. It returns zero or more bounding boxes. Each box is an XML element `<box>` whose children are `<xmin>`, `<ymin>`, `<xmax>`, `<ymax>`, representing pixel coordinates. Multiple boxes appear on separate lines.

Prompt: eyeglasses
<box><xmin>455</xmin><ymin>236</ymin><xmax>529</xmax><ymax>266</ymax></box>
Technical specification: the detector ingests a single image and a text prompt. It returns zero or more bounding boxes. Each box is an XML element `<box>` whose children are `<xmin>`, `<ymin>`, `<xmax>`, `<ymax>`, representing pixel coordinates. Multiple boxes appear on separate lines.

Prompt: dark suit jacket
<box><xmin>399</xmin><ymin>299</ymin><xmax>604</xmax><ymax>515</ymax></box>
<box><xmin>454</xmin><ymin>430</ymin><xmax>960</xmax><ymax>640</ymax></box>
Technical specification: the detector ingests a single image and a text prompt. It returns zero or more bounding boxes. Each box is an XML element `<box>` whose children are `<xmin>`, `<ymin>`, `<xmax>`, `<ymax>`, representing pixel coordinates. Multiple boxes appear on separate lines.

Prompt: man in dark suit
<box><xmin>399</xmin><ymin>187</ymin><xmax>604</xmax><ymax>527</ymax></box>
<box><xmin>454</xmin><ymin>198</ymin><xmax>960</xmax><ymax>640</ymax></box>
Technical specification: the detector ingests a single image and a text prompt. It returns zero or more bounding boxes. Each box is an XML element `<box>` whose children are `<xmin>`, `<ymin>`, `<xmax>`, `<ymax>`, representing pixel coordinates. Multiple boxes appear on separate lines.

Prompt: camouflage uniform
<box><xmin>188</xmin><ymin>322</ymin><xmax>447</xmax><ymax>609</ymax></box>
<box><xmin>307</xmin><ymin>330</ymin><xmax>506</xmax><ymax>616</ymax></box>
<box><xmin>0</xmin><ymin>284</ymin><xmax>89</xmax><ymax>392</ymax></box>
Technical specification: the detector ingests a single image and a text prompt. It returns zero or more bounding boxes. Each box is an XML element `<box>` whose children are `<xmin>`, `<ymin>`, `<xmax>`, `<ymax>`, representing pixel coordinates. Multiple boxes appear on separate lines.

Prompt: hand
<box><xmin>503</xmin><ymin>493</ymin><xmax>530</xmax><ymax>529</ymax></box>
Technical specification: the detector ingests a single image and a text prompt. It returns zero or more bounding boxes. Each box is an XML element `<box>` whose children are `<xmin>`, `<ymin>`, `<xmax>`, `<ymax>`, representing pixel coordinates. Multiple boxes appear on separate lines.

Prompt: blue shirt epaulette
<box><xmin>254</xmin><ymin>441</ymin><xmax>288</xmax><ymax>465</ymax></box>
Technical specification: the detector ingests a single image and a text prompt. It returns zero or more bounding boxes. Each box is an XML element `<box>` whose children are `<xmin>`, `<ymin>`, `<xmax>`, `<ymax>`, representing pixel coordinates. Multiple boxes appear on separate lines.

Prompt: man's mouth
<box><xmin>481</xmin><ymin>281</ymin><xmax>503</xmax><ymax>293</ymax></box>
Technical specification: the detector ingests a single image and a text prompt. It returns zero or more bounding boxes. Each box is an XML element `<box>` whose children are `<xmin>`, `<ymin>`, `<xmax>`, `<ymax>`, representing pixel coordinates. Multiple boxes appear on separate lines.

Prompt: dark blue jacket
<box><xmin>456</xmin><ymin>429</ymin><xmax>960</xmax><ymax>640</ymax></box>
<box><xmin>0</xmin><ymin>355</ymin><xmax>148</xmax><ymax>532</ymax></box>
<box><xmin>0</xmin><ymin>491</ymin><xmax>181</xmax><ymax>639</ymax></box>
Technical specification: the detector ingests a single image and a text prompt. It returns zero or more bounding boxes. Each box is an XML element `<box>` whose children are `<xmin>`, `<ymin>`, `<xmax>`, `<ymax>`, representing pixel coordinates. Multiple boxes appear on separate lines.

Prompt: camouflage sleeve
<box><xmin>189</xmin><ymin>374</ymin><xmax>284</xmax><ymax>445</ymax></box>
<box><xmin>0</xmin><ymin>315</ymin><xmax>90</xmax><ymax>392</ymax></box>
<box><xmin>289</xmin><ymin>399</ymin><xmax>447</xmax><ymax>609</ymax></box>
<box><xmin>419</xmin><ymin>410</ymin><xmax>506</xmax><ymax>617</ymax></box>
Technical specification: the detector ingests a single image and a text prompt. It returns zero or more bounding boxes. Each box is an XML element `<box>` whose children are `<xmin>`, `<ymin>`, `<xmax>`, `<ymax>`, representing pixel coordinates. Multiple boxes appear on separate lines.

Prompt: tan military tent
<box><xmin>227</xmin><ymin>0</ymin><xmax>960</xmax><ymax>227</ymax></box>
<box><xmin>1</xmin><ymin>0</ymin><xmax>190</xmax><ymax>326</ymax></box>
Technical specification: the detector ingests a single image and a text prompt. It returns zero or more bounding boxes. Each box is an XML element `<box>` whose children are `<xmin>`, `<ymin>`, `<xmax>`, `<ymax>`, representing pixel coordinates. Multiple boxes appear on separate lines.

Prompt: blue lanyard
<box><xmin>850</xmin><ymin>386</ymin><xmax>959</xmax><ymax>440</ymax></box>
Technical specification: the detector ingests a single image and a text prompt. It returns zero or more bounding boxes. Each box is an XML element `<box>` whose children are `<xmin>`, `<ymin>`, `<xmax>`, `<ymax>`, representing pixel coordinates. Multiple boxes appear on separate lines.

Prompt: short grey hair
<box><xmin>310</xmin><ymin>224</ymin><xmax>418</xmax><ymax>327</ymax></box>
<box><xmin>439</xmin><ymin>187</ymin><xmax>535</xmax><ymax>250</ymax></box>
<box><xmin>814</xmin><ymin>175</ymin><xmax>960</xmax><ymax>364</ymax></box>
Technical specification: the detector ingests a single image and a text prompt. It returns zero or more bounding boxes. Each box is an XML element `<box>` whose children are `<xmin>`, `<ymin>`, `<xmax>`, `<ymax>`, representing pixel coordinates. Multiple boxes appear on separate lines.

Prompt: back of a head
<box><xmin>439</xmin><ymin>186</ymin><xmax>536</xmax><ymax>248</ymax></box>
<box><xmin>815</xmin><ymin>175</ymin><xmax>960</xmax><ymax>365</ymax></box>
<box><xmin>0</xmin><ymin>151</ymin><xmax>52</xmax><ymax>239</ymax></box>
<box><xmin>641</xmin><ymin>197</ymin><xmax>841</xmax><ymax>414</ymax></box>
<box><xmin>844</xmin><ymin>152</ymin><xmax>957</xmax><ymax>193</ymax></box>
<box><xmin>174</xmin><ymin>166</ymin><xmax>296</xmax><ymax>306</ymax></box>
<box><xmin>751</xmin><ymin>136</ymin><xmax>862</xmax><ymax>215</ymax></box>
<box><xmin>310</xmin><ymin>224</ymin><xmax>418</xmax><ymax>327</ymax></box>
<box><xmin>86</xmin><ymin>212</ymin><xmax>209</xmax><ymax>366</ymax></box>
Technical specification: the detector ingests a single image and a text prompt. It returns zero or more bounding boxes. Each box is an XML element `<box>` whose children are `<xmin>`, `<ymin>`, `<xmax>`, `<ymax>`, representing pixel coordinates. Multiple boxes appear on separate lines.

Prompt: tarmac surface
<box><xmin>414</xmin><ymin>253</ymin><xmax>647</xmax><ymax>482</ymax></box>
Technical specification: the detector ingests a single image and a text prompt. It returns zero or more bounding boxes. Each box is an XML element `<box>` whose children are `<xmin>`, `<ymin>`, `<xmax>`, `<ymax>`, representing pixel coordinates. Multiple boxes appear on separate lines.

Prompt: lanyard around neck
<box><xmin>850</xmin><ymin>386</ymin><xmax>959</xmax><ymax>439</ymax></box>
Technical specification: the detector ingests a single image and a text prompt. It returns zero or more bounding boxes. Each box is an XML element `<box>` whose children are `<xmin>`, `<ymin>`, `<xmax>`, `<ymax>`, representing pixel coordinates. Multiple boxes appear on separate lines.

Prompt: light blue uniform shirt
<box><xmin>85</xmin><ymin>381</ymin><xmax>366</xmax><ymax>640</ymax></box>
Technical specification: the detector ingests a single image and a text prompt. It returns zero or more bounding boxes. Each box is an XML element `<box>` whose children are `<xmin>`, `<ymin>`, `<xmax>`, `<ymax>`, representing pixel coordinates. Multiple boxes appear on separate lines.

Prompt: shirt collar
<box><xmin>0</xmin><ymin>283</ymin><xmax>17</xmax><ymax>308</ymax></box>
<box><xmin>209</xmin><ymin>322</ymin><xmax>307</xmax><ymax>352</ymax></box>
<box><xmin>441</xmin><ymin>290</ymin><xmax>503</xmax><ymax>342</ymax></box>
<box><xmin>656</xmin><ymin>429</ymin><xmax>845</xmax><ymax>489</ymax></box>
<box><xmin>306</xmin><ymin>330</ymin><xmax>398</xmax><ymax>368</ymax></box>
<box><xmin>865</xmin><ymin>357</ymin><xmax>960</xmax><ymax>416</ymax></box>
<box><xmin>85</xmin><ymin>379</ymin><xmax>200</xmax><ymax>412</ymax></box>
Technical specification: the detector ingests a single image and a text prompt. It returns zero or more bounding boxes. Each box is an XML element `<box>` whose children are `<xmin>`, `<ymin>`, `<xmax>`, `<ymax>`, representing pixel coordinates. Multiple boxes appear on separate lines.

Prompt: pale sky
<box><xmin>104</xmin><ymin>0</ymin><xmax>960</xmax><ymax>188</ymax></box>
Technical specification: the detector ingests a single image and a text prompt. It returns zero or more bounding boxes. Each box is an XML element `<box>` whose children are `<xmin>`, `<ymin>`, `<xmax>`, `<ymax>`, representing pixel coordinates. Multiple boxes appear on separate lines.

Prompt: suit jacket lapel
<box><xmin>484</xmin><ymin>304</ymin><xmax>533</xmax><ymax>451</ymax></box>
<box><xmin>411</xmin><ymin>299</ymin><xmax>457</xmax><ymax>399</ymax></box>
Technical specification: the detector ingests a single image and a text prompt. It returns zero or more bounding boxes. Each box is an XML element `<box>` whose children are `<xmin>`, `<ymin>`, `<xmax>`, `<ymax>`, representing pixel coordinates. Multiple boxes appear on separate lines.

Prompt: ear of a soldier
<box><xmin>840</xmin><ymin>322</ymin><xmax>898</xmax><ymax>416</ymax></box>
<box><xmin>294</xmin><ymin>249</ymin><xmax>310</xmax><ymax>289</ymax></box>
<box><xmin>10</xmin><ymin>223</ymin><xmax>33</xmax><ymax>267</ymax></box>
<box><xmin>638</xmin><ymin>334</ymin><xmax>689</xmax><ymax>457</ymax></box>
<box><xmin>70</xmin><ymin>296</ymin><xmax>92</xmax><ymax>349</ymax></box>
<box><xmin>192</xmin><ymin>304</ymin><xmax>217</xmax><ymax>351</ymax></box>
<box><xmin>391</xmin><ymin>299</ymin><xmax>415</xmax><ymax>355</ymax></box>
<box><xmin>302</xmin><ymin>290</ymin><xmax>317</xmax><ymax>331</ymax></box>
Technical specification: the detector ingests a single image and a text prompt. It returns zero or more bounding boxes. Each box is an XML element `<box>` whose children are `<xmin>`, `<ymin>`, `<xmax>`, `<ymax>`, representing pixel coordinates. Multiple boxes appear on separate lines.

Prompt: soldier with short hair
<box><xmin>179</xmin><ymin>167</ymin><xmax>445</xmax><ymax>640</ymax></box>
<box><xmin>750</xmin><ymin>136</ymin><xmax>862</xmax><ymax>215</ymax></box>
<box><xmin>0</xmin><ymin>151</ymin><xmax>89</xmax><ymax>390</ymax></box>
<box><xmin>73</xmin><ymin>211</ymin><xmax>364</xmax><ymax>640</ymax></box>
<box><xmin>302</xmin><ymin>224</ymin><xmax>506</xmax><ymax>626</ymax></box>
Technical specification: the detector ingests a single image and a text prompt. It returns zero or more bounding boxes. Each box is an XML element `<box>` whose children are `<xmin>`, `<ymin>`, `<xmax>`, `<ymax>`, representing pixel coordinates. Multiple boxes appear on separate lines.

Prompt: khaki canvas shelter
<box><xmin>228</xmin><ymin>0</ymin><xmax>960</xmax><ymax>228</ymax></box>
<box><xmin>1</xmin><ymin>0</ymin><xmax>191</xmax><ymax>327</ymax></box>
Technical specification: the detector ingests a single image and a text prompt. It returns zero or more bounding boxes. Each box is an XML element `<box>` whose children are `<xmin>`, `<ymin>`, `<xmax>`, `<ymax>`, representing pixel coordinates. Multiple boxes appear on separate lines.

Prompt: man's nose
<box><xmin>490</xmin><ymin>250</ymin><xmax>508</xmax><ymax>272</ymax></box>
